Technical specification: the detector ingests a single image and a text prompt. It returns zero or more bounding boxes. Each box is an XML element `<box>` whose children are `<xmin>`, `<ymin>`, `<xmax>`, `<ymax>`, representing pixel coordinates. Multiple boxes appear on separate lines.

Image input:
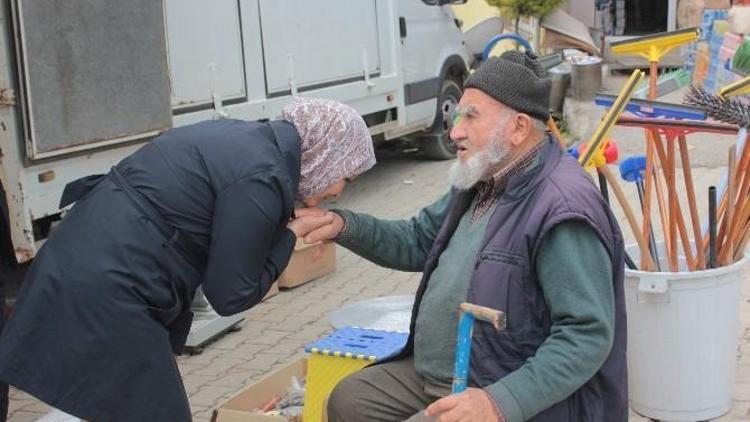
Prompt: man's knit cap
<box><xmin>465</xmin><ymin>50</ymin><xmax>551</xmax><ymax>121</ymax></box>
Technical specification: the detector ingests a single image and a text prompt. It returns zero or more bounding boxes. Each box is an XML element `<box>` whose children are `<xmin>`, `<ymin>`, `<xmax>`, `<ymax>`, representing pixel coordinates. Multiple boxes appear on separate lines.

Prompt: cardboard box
<box><xmin>277</xmin><ymin>240</ymin><xmax>336</xmax><ymax>289</ymax></box>
<box><xmin>212</xmin><ymin>357</ymin><xmax>315</xmax><ymax>422</ymax></box>
<box><xmin>262</xmin><ymin>281</ymin><xmax>279</xmax><ymax>302</ymax></box>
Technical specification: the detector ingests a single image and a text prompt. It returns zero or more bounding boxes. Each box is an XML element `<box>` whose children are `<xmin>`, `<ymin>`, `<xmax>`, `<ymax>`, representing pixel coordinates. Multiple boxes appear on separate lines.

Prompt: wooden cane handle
<box><xmin>459</xmin><ymin>303</ymin><xmax>506</xmax><ymax>331</ymax></box>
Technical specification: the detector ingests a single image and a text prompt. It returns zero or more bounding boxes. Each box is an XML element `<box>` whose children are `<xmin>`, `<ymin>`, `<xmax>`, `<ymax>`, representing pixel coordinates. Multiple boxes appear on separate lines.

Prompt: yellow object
<box><xmin>582</xmin><ymin>140</ymin><xmax>610</xmax><ymax>172</ymax></box>
<box><xmin>579</xmin><ymin>69</ymin><xmax>645</xmax><ymax>169</ymax></box>
<box><xmin>611</xmin><ymin>28</ymin><xmax>700</xmax><ymax>63</ymax></box>
<box><xmin>302</xmin><ymin>349</ymin><xmax>374</xmax><ymax>422</ymax></box>
<box><xmin>719</xmin><ymin>75</ymin><xmax>750</xmax><ymax>98</ymax></box>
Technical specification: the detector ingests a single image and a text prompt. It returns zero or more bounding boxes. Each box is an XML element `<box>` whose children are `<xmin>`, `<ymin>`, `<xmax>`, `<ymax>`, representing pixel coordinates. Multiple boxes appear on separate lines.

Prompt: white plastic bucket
<box><xmin>624</xmin><ymin>241</ymin><xmax>746</xmax><ymax>421</ymax></box>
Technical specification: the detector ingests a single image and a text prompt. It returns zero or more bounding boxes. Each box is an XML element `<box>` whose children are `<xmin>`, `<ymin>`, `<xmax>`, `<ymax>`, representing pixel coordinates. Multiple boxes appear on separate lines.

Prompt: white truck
<box><xmin>0</xmin><ymin>0</ymin><xmax>470</xmax><ymax>263</ymax></box>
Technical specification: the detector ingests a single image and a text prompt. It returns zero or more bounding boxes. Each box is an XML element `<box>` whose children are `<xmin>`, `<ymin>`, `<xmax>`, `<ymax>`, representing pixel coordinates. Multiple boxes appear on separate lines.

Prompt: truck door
<box><xmin>164</xmin><ymin>0</ymin><xmax>247</xmax><ymax>112</ymax></box>
<box><xmin>10</xmin><ymin>0</ymin><xmax>173</xmax><ymax>159</ymax></box>
<box><xmin>258</xmin><ymin>0</ymin><xmax>381</xmax><ymax>96</ymax></box>
<box><xmin>397</xmin><ymin>0</ymin><xmax>465</xmax><ymax>126</ymax></box>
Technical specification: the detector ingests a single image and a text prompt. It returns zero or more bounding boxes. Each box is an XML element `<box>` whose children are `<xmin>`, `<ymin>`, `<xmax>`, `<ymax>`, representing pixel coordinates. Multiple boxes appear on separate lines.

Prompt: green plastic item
<box><xmin>633</xmin><ymin>69</ymin><xmax>692</xmax><ymax>99</ymax></box>
<box><xmin>732</xmin><ymin>40</ymin><xmax>750</xmax><ymax>76</ymax></box>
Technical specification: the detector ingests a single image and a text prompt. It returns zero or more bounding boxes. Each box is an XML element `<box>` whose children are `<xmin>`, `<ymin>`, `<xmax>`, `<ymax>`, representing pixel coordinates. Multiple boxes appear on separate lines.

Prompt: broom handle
<box><xmin>678</xmin><ymin>135</ymin><xmax>704</xmax><ymax>269</ymax></box>
<box><xmin>733</xmin><ymin>218</ymin><xmax>750</xmax><ymax>262</ymax></box>
<box><xmin>708</xmin><ymin>191</ymin><xmax>729</xmax><ymax>260</ymax></box>
<box><xmin>652</xmin><ymin>134</ymin><xmax>695</xmax><ymax>270</ymax></box>
<box><xmin>708</xmin><ymin>158</ymin><xmax>736</xmax><ymax>263</ymax></box>
<box><xmin>649</xmin><ymin>61</ymin><xmax>658</xmax><ymax>101</ymax></box>
<box><xmin>723</xmin><ymin>139</ymin><xmax>750</xmax><ymax>263</ymax></box>
<box><xmin>667</xmin><ymin>136</ymin><xmax>679</xmax><ymax>271</ymax></box>
<box><xmin>639</xmin><ymin>61</ymin><xmax>660</xmax><ymax>271</ymax></box>
<box><xmin>668</xmin><ymin>137</ymin><xmax>697</xmax><ymax>270</ymax></box>
<box><xmin>647</xmin><ymin>60</ymin><xmax>679</xmax><ymax>268</ymax></box>
<box><xmin>701</xmin><ymin>129</ymin><xmax>748</xmax><ymax>259</ymax></box>
<box><xmin>652</xmin><ymin>140</ymin><xmax>673</xmax><ymax>263</ymax></box>
<box><xmin>728</xmin><ymin>194</ymin><xmax>750</xmax><ymax>261</ymax></box>
<box><xmin>722</xmin><ymin>147</ymin><xmax>737</xmax><ymax>266</ymax></box>
<box><xmin>601</xmin><ymin>166</ymin><xmax>656</xmax><ymax>271</ymax></box>
<box><xmin>641</xmin><ymin>137</ymin><xmax>656</xmax><ymax>269</ymax></box>
<box><xmin>547</xmin><ymin>117</ymin><xmax>566</xmax><ymax>151</ymax></box>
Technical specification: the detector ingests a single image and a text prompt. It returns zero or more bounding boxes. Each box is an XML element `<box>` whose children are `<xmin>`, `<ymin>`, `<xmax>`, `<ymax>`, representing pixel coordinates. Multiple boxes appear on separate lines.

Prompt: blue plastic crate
<box><xmin>304</xmin><ymin>327</ymin><xmax>408</xmax><ymax>362</ymax></box>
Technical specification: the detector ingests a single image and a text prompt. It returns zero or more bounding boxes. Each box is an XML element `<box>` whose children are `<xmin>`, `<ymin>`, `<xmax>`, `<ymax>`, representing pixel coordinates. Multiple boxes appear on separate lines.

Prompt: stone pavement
<box><xmin>7</xmin><ymin>130</ymin><xmax>750</xmax><ymax>421</ymax></box>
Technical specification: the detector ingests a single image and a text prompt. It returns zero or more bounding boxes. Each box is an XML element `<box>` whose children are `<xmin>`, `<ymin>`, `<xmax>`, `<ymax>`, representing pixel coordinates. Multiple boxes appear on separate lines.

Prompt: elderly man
<box><xmin>296</xmin><ymin>51</ymin><xmax>627</xmax><ymax>422</ymax></box>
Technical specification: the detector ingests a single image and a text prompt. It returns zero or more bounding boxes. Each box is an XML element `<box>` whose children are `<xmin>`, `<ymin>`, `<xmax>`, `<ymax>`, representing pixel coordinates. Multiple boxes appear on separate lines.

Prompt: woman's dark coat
<box><xmin>0</xmin><ymin>119</ymin><xmax>301</xmax><ymax>421</ymax></box>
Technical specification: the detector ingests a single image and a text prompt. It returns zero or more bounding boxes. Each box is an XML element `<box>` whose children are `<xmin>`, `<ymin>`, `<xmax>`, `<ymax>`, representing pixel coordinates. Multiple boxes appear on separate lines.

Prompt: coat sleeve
<box><xmin>201</xmin><ymin>174</ymin><xmax>295</xmax><ymax>316</ymax></box>
<box><xmin>332</xmin><ymin>191</ymin><xmax>452</xmax><ymax>271</ymax></box>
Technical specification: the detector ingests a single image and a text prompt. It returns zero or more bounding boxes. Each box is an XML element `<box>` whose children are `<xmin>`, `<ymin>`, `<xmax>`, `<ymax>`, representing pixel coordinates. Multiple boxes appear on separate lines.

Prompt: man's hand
<box><xmin>291</xmin><ymin>208</ymin><xmax>346</xmax><ymax>243</ymax></box>
<box><xmin>425</xmin><ymin>388</ymin><xmax>505</xmax><ymax>422</ymax></box>
<box><xmin>287</xmin><ymin>212</ymin><xmax>333</xmax><ymax>238</ymax></box>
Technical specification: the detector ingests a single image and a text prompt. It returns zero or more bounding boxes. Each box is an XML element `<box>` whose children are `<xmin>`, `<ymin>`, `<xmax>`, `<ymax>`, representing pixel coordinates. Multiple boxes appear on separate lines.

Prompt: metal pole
<box><xmin>709</xmin><ymin>186</ymin><xmax>718</xmax><ymax>269</ymax></box>
<box><xmin>637</xmin><ymin>181</ymin><xmax>662</xmax><ymax>271</ymax></box>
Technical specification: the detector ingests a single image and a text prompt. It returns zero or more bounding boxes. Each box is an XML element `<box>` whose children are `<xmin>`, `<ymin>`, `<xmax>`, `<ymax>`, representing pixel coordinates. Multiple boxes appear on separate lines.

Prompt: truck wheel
<box><xmin>419</xmin><ymin>78</ymin><xmax>462</xmax><ymax>160</ymax></box>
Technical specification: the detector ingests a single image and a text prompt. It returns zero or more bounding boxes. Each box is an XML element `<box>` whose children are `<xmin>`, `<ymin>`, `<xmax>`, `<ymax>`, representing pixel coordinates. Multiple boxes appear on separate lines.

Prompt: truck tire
<box><xmin>419</xmin><ymin>78</ymin><xmax>462</xmax><ymax>160</ymax></box>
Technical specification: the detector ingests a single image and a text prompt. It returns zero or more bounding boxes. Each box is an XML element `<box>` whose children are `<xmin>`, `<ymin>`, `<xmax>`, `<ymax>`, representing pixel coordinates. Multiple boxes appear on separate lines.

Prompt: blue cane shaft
<box><xmin>452</xmin><ymin>312</ymin><xmax>475</xmax><ymax>394</ymax></box>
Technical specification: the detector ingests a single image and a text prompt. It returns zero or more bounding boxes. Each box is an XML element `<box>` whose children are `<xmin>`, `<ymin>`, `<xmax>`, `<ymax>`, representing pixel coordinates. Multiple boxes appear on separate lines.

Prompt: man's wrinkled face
<box><xmin>448</xmin><ymin>88</ymin><xmax>513</xmax><ymax>190</ymax></box>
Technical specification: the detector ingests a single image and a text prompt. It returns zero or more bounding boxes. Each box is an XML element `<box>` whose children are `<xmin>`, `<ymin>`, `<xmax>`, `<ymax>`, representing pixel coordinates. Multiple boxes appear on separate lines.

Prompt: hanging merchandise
<box><xmin>678</xmin><ymin>0</ymin><xmax>706</xmax><ymax>29</ymax></box>
<box><xmin>693</xmin><ymin>41</ymin><xmax>712</xmax><ymax>85</ymax></box>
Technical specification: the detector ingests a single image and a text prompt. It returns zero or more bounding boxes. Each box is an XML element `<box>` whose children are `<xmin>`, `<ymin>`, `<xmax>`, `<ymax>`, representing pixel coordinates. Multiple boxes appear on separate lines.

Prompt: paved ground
<box><xmin>7</xmin><ymin>89</ymin><xmax>750</xmax><ymax>421</ymax></box>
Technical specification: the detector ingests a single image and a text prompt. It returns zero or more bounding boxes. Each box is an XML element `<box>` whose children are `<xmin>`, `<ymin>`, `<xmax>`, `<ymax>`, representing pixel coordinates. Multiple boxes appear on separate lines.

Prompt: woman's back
<box><xmin>117</xmin><ymin>119</ymin><xmax>300</xmax><ymax>253</ymax></box>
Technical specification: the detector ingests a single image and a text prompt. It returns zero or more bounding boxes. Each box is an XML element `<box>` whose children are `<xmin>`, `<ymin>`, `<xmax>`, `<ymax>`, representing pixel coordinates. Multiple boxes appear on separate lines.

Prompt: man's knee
<box><xmin>327</xmin><ymin>373</ymin><xmax>362</xmax><ymax>421</ymax></box>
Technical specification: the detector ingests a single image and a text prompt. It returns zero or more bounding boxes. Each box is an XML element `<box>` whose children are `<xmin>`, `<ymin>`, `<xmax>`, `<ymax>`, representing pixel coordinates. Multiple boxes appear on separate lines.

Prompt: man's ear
<box><xmin>509</xmin><ymin>113</ymin><xmax>532</xmax><ymax>147</ymax></box>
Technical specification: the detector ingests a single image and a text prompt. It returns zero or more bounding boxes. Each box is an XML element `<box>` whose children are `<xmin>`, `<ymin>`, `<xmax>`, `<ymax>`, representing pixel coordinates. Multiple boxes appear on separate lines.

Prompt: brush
<box><xmin>684</xmin><ymin>86</ymin><xmax>750</xmax><ymax>265</ymax></box>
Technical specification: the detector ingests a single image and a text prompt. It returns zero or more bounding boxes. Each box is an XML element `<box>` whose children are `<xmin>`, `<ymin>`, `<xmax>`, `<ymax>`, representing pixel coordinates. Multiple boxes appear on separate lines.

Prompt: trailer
<box><xmin>0</xmin><ymin>0</ymin><xmax>470</xmax><ymax>263</ymax></box>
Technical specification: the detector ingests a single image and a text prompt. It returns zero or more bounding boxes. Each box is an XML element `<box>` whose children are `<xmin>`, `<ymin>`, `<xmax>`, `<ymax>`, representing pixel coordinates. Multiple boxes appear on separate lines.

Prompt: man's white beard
<box><xmin>448</xmin><ymin>133</ymin><xmax>510</xmax><ymax>190</ymax></box>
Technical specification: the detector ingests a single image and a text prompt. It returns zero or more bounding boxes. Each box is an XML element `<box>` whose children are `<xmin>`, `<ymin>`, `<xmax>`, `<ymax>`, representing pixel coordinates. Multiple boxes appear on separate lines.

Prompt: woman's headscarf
<box><xmin>282</xmin><ymin>98</ymin><xmax>376</xmax><ymax>201</ymax></box>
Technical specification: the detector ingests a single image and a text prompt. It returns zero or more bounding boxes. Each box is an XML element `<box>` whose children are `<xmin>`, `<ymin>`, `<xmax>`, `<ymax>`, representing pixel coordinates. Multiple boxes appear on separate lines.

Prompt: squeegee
<box><xmin>579</xmin><ymin>69</ymin><xmax>655</xmax><ymax>270</ymax></box>
<box><xmin>612</xmin><ymin>27</ymin><xmax>700</xmax><ymax>269</ymax></box>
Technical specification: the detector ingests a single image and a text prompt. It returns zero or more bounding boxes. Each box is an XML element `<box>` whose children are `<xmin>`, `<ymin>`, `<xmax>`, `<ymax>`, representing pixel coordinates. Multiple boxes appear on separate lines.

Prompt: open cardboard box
<box><xmin>212</xmin><ymin>357</ymin><xmax>323</xmax><ymax>422</ymax></box>
<box><xmin>277</xmin><ymin>240</ymin><xmax>336</xmax><ymax>289</ymax></box>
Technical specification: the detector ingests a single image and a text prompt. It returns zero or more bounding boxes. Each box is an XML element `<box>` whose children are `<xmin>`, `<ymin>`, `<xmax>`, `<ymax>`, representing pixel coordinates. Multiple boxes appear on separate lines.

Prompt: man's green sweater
<box><xmin>335</xmin><ymin>192</ymin><xmax>615</xmax><ymax>422</ymax></box>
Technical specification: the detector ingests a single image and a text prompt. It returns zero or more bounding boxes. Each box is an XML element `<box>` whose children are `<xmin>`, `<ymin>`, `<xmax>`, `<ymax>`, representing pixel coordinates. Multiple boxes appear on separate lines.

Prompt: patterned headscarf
<box><xmin>282</xmin><ymin>98</ymin><xmax>376</xmax><ymax>200</ymax></box>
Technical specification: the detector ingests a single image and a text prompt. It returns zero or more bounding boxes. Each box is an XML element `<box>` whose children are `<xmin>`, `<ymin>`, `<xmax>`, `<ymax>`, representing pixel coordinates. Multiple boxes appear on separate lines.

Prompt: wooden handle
<box><xmin>641</xmin><ymin>137</ymin><xmax>656</xmax><ymax>268</ymax></box>
<box><xmin>723</xmin><ymin>146</ymin><xmax>737</xmax><ymax>266</ymax></box>
<box><xmin>601</xmin><ymin>166</ymin><xmax>657</xmax><ymax>271</ymax></box>
<box><xmin>639</xmin><ymin>61</ymin><xmax>659</xmax><ymax>269</ymax></box>
<box><xmin>667</xmin><ymin>136</ymin><xmax>678</xmax><ymax>271</ymax></box>
<box><xmin>547</xmin><ymin>117</ymin><xmax>566</xmax><ymax>151</ymax></box>
<box><xmin>655</xmin><ymin>135</ymin><xmax>695</xmax><ymax>270</ymax></box>
<box><xmin>724</xmin><ymin>140</ymin><xmax>750</xmax><ymax>264</ymax></box>
<box><xmin>652</xmin><ymin>155</ymin><xmax>672</xmax><ymax>262</ymax></box>
<box><xmin>459</xmin><ymin>303</ymin><xmax>505</xmax><ymax>331</ymax></box>
<box><xmin>678</xmin><ymin>135</ymin><xmax>704</xmax><ymax>269</ymax></box>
